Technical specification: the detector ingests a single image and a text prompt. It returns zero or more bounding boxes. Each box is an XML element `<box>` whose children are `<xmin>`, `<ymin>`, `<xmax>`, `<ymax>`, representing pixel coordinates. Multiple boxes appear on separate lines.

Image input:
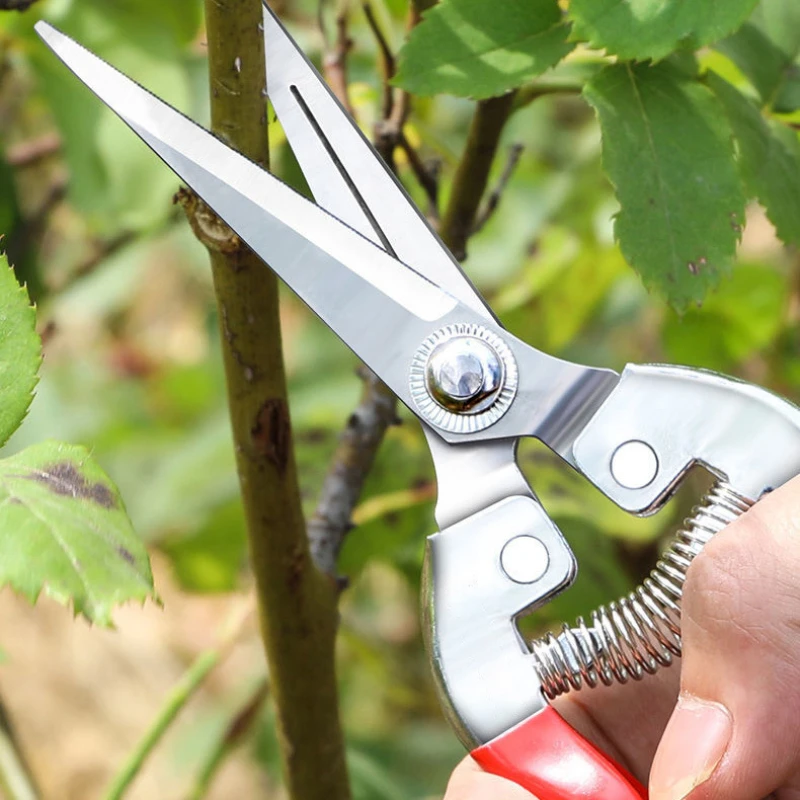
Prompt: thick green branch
<box><xmin>440</xmin><ymin>92</ymin><xmax>517</xmax><ymax>260</ymax></box>
<box><xmin>187</xmin><ymin>3</ymin><xmax>351</xmax><ymax>798</ymax></box>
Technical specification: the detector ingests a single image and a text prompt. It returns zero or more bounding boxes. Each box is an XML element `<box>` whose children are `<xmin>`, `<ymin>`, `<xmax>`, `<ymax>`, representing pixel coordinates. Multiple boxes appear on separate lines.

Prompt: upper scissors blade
<box><xmin>34</xmin><ymin>21</ymin><xmax>462</xmax><ymax>407</ymax></box>
<box><xmin>262</xmin><ymin>4</ymin><xmax>493</xmax><ymax>320</ymax></box>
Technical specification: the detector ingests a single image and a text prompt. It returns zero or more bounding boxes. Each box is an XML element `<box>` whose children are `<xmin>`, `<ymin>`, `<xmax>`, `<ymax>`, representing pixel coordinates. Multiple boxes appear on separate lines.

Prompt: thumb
<box><xmin>649</xmin><ymin>476</ymin><xmax>800</xmax><ymax>800</ymax></box>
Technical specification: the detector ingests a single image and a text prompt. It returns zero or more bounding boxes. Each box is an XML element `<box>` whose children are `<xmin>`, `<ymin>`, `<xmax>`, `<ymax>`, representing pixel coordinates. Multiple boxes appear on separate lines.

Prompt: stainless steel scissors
<box><xmin>36</xmin><ymin>8</ymin><xmax>800</xmax><ymax>799</ymax></box>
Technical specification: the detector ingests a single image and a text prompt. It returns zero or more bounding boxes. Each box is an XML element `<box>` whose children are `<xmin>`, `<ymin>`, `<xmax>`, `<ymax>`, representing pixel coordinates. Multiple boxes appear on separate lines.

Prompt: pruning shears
<box><xmin>36</xmin><ymin>8</ymin><xmax>800</xmax><ymax>799</ymax></box>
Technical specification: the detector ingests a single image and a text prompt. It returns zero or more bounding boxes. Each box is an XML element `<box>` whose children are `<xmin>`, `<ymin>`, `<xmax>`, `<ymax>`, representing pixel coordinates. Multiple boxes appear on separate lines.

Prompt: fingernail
<box><xmin>649</xmin><ymin>694</ymin><xmax>732</xmax><ymax>800</ymax></box>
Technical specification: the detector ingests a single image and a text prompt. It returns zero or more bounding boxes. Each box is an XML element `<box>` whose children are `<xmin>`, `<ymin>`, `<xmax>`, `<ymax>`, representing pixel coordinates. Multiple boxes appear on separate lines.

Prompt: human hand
<box><xmin>443</xmin><ymin>474</ymin><xmax>800</xmax><ymax>799</ymax></box>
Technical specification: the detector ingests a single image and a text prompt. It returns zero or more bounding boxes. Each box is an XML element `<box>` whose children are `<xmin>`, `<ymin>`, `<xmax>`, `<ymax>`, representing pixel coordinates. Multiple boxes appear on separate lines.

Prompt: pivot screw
<box><xmin>409</xmin><ymin>323</ymin><xmax>518</xmax><ymax>434</ymax></box>
<box><xmin>610</xmin><ymin>440</ymin><xmax>658</xmax><ymax>489</ymax></box>
<box><xmin>425</xmin><ymin>336</ymin><xmax>504</xmax><ymax>414</ymax></box>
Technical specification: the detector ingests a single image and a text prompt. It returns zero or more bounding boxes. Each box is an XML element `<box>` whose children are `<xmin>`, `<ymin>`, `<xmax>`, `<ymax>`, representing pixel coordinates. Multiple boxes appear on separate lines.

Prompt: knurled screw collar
<box><xmin>409</xmin><ymin>323</ymin><xmax>518</xmax><ymax>434</ymax></box>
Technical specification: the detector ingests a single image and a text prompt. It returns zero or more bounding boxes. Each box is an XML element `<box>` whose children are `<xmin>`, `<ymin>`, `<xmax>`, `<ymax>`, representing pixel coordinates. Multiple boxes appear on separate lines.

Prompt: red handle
<box><xmin>471</xmin><ymin>706</ymin><xmax>647</xmax><ymax>799</ymax></box>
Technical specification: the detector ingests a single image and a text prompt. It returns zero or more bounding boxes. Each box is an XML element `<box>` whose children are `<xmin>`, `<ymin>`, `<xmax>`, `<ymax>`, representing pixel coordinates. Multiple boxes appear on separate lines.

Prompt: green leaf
<box><xmin>584</xmin><ymin>63</ymin><xmax>746</xmax><ymax>309</ymax></box>
<box><xmin>709</xmin><ymin>73</ymin><xmax>800</xmax><ymax>246</ymax></box>
<box><xmin>0</xmin><ymin>255</ymin><xmax>40</xmax><ymax>446</ymax></box>
<box><xmin>568</xmin><ymin>0</ymin><xmax>759</xmax><ymax>62</ymax></box>
<box><xmin>394</xmin><ymin>0</ymin><xmax>574</xmax><ymax>99</ymax></box>
<box><xmin>717</xmin><ymin>0</ymin><xmax>800</xmax><ymax>110</ymax></box>
<box><xmin>0</xmin><ymin>442</ymin><xmax>155</xmax><ymax>626</ymax></box>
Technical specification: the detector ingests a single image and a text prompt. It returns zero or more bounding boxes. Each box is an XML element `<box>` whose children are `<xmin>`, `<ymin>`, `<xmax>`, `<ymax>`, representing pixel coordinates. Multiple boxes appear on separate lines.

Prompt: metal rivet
<box><xmin>610</xmin><ymin>440</ymin><xmax>658</xmax><ymax>489</ymax></box>
<box><xmin>500</xmin><ymin>536</ymin><xmax>550</xmax><ymax>584</ymax></box>
<box><xmin>425</xmin><ymin>336</ymin><xmax>504</xmax><ymax>414</ymax></box>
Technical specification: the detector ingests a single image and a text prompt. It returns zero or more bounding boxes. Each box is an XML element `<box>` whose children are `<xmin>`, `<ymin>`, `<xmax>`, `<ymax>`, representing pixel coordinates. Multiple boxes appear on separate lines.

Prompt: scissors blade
<box><xmin>262</xmin><ymin>4</ymin><xmax>494</xmax><ymax>320</ymax></box>
<box><xmin>34</xmin><ymin>21</ymin><xmax>462</xmax><ymax>408</ymax></box>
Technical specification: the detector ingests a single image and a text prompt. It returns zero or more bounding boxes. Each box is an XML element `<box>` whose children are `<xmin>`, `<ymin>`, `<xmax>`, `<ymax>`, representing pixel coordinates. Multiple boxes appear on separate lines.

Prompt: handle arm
<box><xmin>471</xmin><ymin>707</ymin><xmax>647</xmax><ymax>800</ymax></box>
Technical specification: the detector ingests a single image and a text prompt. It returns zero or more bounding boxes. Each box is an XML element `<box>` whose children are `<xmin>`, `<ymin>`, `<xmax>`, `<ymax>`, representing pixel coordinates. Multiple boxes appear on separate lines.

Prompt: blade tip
<box><xmin>34</xmin><ymin>20</ymin><xmax>61</xmax><ymax>48</ymax></box>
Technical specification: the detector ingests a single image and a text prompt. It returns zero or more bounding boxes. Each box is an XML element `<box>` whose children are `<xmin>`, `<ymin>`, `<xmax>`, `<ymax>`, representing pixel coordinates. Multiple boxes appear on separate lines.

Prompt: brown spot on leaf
<box><xmin>27</xmin><ymin>462</ymin><xmax>117</xmax><ymax>509</ymax></box>
<box><xmin>116</xmin><ymin>546</ymin><xmax>136</xmax><ymax>565</ymax></box>
<box><xmin>251</xmin><ymin>398</ymin><xmax>291</xmax><ymax>473</ymax></box>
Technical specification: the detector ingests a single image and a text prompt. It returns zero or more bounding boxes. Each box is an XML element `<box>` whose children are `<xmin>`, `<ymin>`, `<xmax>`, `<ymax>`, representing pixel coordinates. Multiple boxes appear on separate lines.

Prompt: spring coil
<box><xmin>531</xmin><ymin>481</ymin><xmax>753</xmax><ymax>699</ymax></box>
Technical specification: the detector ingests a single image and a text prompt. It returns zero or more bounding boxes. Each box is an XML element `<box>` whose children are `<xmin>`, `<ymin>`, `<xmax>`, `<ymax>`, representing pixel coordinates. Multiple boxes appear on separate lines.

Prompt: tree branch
<box><xmin>440</xmin><ymin>92</ymin><xmax>517</xmax><ymax>260</ymax></box>
<box><xmin>362</xmin><ymin>1</ymin><xmax>395</xmax><ymax>121</ymax></box>
<box><xmin>320</xmin><ymin>3</ymin><xmax>355</xmax><ymax>116</ymax></box>
<box><xmin>471</xmin><ymin>142</ymin><xmax>524</xmax><ymax>236</ymax></box>
<box><xmin>308</xmin><ymin>367</ymin><xmax>398</xmax><ymax>579</ymax></box>
<box><xmin>363</xmin><ymin>2</ymin><xmax>439</xmax><ymax>213</ymax></box>
<box><xmin>5</xmin><ymin>133</ymin><xmax>61</xmax><ymax>168</ymax></box>
<box><xmin>185</xmin><ymin>3</ymin><xmax>351</xmax><ymax>798</ymax></box>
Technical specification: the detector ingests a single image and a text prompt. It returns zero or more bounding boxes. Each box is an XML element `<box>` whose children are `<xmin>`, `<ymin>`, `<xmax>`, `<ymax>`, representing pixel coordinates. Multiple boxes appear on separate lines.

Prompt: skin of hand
<box><xmin>443</xmin><ymin>474</ymin><xmax>800</xmax><ymax>800</ymax></box>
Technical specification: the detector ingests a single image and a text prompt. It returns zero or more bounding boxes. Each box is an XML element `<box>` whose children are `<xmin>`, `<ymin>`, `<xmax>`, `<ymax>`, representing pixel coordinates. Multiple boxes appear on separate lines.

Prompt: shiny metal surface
<box><xmin>425</xmin><ymin>336</ymin><xmax>503</xmax><ymax>413</ymax></box>
<box><xmin>423</xmin><ymin>496</ymin><xmax>576</xmax><ymax>746</ymax></box>
<box><xmin>261</xmin><ymin>3</ymin><xmax>492</xmax><ymax>317</ymax></box>
<box><xmin>410</xmin><ymin>324</ymin><xmax>517</xmax><ymax>434</ymax></box>
<box><xmin>36</xmin><ymin>21</ymin><xmax>618</xmax><ymax>452</ymax></box>
<box><xmin>531</xmin><ymin>482</ymin><xmax>751</xmax><ymax>696</ymax></box>
<box><xmin>500</xmin><ymin>536</ymin><xmax>550</xmax><ymax>584</ymax></box>
<box><xmin>610</xmin><ymin>440</ymin><xmax>659</xmax><ymax>490</ymax></box>
<box><xmin>574</xmin><ymin>364</ymin><xmax>800</xmax><ymax>511</ymax></box>
<box><xmin>260</xmin><ymin>4</ymin><xmax>542</xmax><ymax>530</ymax></box>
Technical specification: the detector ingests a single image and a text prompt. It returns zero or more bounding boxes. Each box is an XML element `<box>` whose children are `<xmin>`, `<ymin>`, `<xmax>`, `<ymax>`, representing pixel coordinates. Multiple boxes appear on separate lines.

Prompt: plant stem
<box><xmin>190</xmin><ymin>2</ymin><xmax>351</xmax><ymax>798</ymax></box>
<box><xmin>440</xmin><ymin>92</ymin><xmax>517</xmax><ymax>260</ymax></box>
<box><xmin>103</xmin><ymin>602</ymin><xmax>252</xmax><ymax>800</ymax></box>
<box><xmin>187</xmin><ymin>678</ymin><xmax>270</xmax><ymax>800</ymax></box>
<box><xmin>0</xmin><ymin>704</ymin><xmax>39</xmax><ymax>800</ymax></box>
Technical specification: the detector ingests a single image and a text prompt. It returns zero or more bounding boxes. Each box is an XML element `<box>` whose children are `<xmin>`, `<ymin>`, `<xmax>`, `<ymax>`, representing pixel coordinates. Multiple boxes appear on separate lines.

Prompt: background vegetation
<box><xmin>0</xmin><ymin>0</ymin><xmax>797</xmax><ymax>798</ymax></box>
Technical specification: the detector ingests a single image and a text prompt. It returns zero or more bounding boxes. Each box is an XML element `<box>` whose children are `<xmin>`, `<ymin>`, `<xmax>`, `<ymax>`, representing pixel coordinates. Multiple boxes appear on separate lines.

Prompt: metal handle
<box><xmin>472</xmin><ymin>707</ymin><xmax>647</xmax><ymax>799</ymax></box>
<box><xmin>573</xmin><ymin>364</ymin><xmax>800</xmax><ymax>513</ymax></box>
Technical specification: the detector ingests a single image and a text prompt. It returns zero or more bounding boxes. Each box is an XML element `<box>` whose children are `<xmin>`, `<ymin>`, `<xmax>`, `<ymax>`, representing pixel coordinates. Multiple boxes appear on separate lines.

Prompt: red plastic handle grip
<box><xmin>471</xmin><ymin>707</ymin><xmax>647</xmax><ymax>799</ymax></box>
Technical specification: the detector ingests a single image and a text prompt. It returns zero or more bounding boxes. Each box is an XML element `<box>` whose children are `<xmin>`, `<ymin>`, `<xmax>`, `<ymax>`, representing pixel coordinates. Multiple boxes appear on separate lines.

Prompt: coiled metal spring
<box><xmin>531</xmin><ymin>481</ymin><xmax>753</xmax><ymax>698</ymax></box>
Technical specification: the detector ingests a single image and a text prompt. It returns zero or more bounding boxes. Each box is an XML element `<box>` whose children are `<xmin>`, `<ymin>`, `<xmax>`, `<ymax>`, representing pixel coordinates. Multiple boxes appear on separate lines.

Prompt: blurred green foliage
<box><xmin>0</xmin><ymin>0</ymin><xmax>797</xmax><ymax>796</ymax></box>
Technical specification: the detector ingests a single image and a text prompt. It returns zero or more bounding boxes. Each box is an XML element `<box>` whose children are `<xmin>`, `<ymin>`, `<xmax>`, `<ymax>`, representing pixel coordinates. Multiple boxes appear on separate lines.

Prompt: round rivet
<box><xmin>500</xmin><ymin>536</ymin><xmax>550</xmax><ymax>584</ymax></box>
<box><xmin>425</xmin><ymin>336</ymin><xmax>504</xmax><ymax>414</ymax></box>
<box><xmin>610</xmin><ymin>440</ymin><xmax>658</xmax><ymax>489</ymax></box>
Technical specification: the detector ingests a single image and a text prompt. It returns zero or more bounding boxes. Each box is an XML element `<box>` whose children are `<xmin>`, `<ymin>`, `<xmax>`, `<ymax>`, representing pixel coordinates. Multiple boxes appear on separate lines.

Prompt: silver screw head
<box><xmin>425</xmin><ymin>336</ymin><xmax>504</xmax><ymax>413</ymax></box>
